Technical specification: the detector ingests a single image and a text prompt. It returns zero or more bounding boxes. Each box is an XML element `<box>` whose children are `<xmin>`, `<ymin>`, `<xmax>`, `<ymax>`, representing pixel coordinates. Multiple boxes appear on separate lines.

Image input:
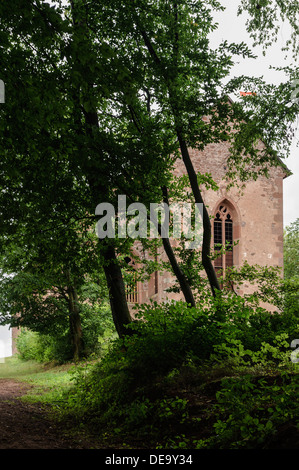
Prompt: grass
<box><xmin>0</xmin><ymin>355</ymin><xmax>45</xmax><ymax>378</ymax></box>
<box><xmin>1</xmin><ymin>350</ymin><xmax>298</xmax><ymax>449</ymax></box>
<box><xmin>0</xmin><ymin>355</ymin><xmax>75</xmax><ymax>404</ymax></box>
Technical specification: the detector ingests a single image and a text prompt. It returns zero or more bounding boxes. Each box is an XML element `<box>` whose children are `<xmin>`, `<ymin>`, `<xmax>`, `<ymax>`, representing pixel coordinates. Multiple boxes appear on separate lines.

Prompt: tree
<box><xmin>0</xmin><ymin>221</ymin><xmax>111</xmax><ymax>360</ymax></box>
<box><xmin>93</xmin><ymin>0</ymin><xmax>298</xmax><ymax>296</ymax></box>
<box><xmin>0</xmin><ymin>0</ymin><xmax>297</xmax><ymax>339</ymax></box>
<box><xmin>0</xmin><ymin>0</ymin><xmax>182</xmax><ymax>337</ymax></box>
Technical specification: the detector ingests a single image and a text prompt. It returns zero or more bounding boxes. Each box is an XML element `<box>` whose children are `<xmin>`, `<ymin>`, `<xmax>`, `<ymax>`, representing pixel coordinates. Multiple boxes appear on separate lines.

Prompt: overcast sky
<box><xmin>210</xmin><ymin>1</ymin><xmax>298</xmax><ymax>228</ymax></box>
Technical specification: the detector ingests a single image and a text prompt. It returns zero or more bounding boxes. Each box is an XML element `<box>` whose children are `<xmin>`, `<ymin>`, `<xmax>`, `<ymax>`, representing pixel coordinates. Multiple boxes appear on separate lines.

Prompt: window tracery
<box><xmin>213</xmin><ymin>204</ymin><xmax>234</xmax><ymax>281</ymax></box>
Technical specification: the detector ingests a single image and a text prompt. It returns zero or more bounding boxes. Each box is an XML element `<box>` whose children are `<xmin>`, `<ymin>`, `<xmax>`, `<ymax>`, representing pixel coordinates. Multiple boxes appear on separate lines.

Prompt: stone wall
<box><xmin>128</xmin><ymin>140</ymin><xmax>288</xmax><ymax>309</ymax></box>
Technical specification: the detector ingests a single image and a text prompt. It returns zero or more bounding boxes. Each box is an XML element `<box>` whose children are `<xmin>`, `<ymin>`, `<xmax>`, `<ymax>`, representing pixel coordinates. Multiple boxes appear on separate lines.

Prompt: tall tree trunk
<box><xmin>69</xmin><ymin>4</ymin><xmax>132</xmax><ymax>338</ymax></box>
<box><xmin>159</xmin><ymin>186</ymin><xmax>196</xmax><ymax>307</ymax></box>
<box><xmin>176</xmin><ymin>134</ymin><xmax>220</xmax><ymax>297</ymax></box>
<box><xmin>161</xmin><ymin>235</ymin><xmax>196</xmax><ymax>306</ymax></box>
<box><xmin>140</xmin><ymin>27</ymin><xmax>220</xmax><ymax>297</ymax></box>
<box><xmin>102</xmin><ymin>242</ymin><xmax>132</xmax><ymax>337</ymax></box>
<box><xmin>68</xmin><ymin>284</ymin><xmax>85</xmax><ymax>361</ymax></box>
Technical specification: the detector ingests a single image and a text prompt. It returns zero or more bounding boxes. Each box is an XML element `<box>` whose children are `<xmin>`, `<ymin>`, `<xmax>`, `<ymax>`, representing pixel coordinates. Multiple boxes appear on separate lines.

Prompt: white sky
<box><xmin>209</xmin><ymin>1</ymin><xmax>298</xmax><ymax>228</ymax></box>
<box><xmin>0</xmin><ymin>325</ymin><xmax>12</xmax><ymax>360</ymax></box>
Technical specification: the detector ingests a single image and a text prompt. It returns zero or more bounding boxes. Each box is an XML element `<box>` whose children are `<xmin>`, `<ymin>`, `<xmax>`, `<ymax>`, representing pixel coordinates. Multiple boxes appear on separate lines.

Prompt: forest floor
<box><xmin>0</xmin><ymin>378</ymin><xmax>101</xmax><ymax>449</ymax></box>
<box><xmin>0</xmin><ymin>359</ymin><xmax>298</xmax><ymax>450</ymax></box>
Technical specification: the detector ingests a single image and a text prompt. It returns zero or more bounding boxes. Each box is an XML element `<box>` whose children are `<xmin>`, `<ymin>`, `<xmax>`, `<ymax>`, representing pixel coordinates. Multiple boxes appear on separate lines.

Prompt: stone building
<box><xmin>4</xmin><ymin>120</ymin><xmax>290</xmax><ymax>358</ymax></box>
<box><xmin>126</xmin><ymin>138</ymin><xmax>290</xmax><ymax>308</ymax></box>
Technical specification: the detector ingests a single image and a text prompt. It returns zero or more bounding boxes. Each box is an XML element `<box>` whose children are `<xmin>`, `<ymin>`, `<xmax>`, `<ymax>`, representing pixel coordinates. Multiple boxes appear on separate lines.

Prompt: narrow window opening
<box><xmin>126</xmin><ymin>270</ymin><xmax>139</xmax><ymax>303</ymax></box>
<box><xmin>213</xmin><ymin>204</ymin><xmax>234</xmax><ymax>284</ymax></box>
<box><xmin>125</xmin><ymin>257</ymin><xmax>139</xmax><ymax>303</ymax></box>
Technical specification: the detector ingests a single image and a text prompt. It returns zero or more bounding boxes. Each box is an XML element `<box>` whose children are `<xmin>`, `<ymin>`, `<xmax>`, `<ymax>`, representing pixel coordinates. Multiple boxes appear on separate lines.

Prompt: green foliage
<box><xmin>0</xmin><ymin>0</ymin><xmax>298</xmax><ymax>448</ymax></box>
<box><xmin>212</xmin><ymin>372</ymin><xmax>299</xmax><ymax>449</ymax></box>
<box><xmin>16</xmin><ymin>298</ymin><xmax>116</xmax><ymax>363</ymax></box>
<box><xmin>56</xmin><ymin>272</ymin><xmax>299</xmax><ymax>446</ymax></box>
<box><xmin>0</xmin><ymin>271</ymin><xmax>69</xmax><ymax>335</ymax></box>
<box><xmin>80</xmin><ymin>298</ymin><xmax>117</xmax><ymax>357</ymax></box>
<box><xmin>237</xmin><ymin>0</ymin><xmax>299</xmax><ymax>58</ymax></box>
<box><xmin>16</xmin><ymin>330</ymin><xmax>47</xmax><ymax>362</ymax></box>
<box><xmin>16</xmin><ymin>329</ymin><xmax>72</xmax><ymax>364</ymax></box>
<box><xmin>126</xmin><ymin>301</ymin><xmax>229</xmax><ymax>377</ymax></box>
<box><xmin>0</xmin><ymin>248</ymin><xmax>115</xmax><ymax>362</ymax></box>
<box><xmin>284</xmin><ymin>219</ymin><xmax>299</xmax><ymax>281</ymax></box>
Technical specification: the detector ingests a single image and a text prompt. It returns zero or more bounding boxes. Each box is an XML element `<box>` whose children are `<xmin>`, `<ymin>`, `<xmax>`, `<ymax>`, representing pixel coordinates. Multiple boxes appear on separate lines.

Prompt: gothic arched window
<box><xmin>213</xmin><ymin>204</ymin><xmax>234</xmax><ymax>280</ymax></box>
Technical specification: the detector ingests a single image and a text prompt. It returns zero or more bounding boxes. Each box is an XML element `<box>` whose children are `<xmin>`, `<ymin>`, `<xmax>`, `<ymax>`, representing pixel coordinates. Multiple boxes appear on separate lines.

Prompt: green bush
<box><xmin>80</xmin><ymin>300</ymin><xmax>117</xmax><ymax>357</ymax></box>
<box><xmin>126</xmin><ymin>300</ymin><xmax>233</xmax><ymax>376</ymax></box>
<box><xmin>16</xmin><ymin>329</ymin><xmax>73</xmax><ymax>363</ymax></box>
<box><xmin>56</xmin><ymin>264</ymin><xmax>299</xmax><ymax>444</ymax></box>
<box><xmin>16</xmin><ymin>300</ymin><xmax>116</xmax><ymax>364</ymax></box>
<box><xmin>16</xmin><ymin>330</ymin><xmax>44</xmax><ymax>361</ymax></box>
<box><xmin>212</xmin><ymin>373</ymin><xmax>299</xmax><ymax>448</ymax></box>
<box><xmin>59</xmin><ymin>291</ymin><xmax>299</xmax><ymax>440</ymax></box>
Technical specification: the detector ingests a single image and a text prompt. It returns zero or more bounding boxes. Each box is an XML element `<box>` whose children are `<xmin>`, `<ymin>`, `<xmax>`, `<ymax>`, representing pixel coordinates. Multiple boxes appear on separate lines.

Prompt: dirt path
<box><xmin>0</xmin><ymin>378</ymin><xmax>95</xmax><ymax>449</ymax></box>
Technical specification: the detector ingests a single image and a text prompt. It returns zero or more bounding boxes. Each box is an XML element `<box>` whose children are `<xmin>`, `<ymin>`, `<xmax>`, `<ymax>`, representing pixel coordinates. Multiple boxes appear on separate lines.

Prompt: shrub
<box><xmin>16</xmin><ymin>329</ymin><xmax>73</xmax><ymax>363</ymax></box>
<box><xmin>212</xmin><ymin>373</ymin><xmax>299</xmax><ymax>448</ymax></box>
<box><xmin>80</xmin><ymin>300</ymin><xmax>117</xmax><ymax>357</ymax></box>
<box><xmin>15</xmin><ymin>299</ymin><xmax>116</xmax><ymax>363</ymax></box>
<box><xmin>58</xmin><ymin>287</ymin><xmax>299</xmax><ymax>444</ymax></box>
<box><xmin>16</xmin><ymin>329</ymin><xmax>44</xmax><ymax>362</ymax></box>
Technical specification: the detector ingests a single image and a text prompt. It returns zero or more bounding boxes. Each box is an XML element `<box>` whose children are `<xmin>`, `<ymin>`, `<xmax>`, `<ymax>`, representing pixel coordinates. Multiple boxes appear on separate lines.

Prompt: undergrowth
<box><xmin>50</xmin><ymin>299</ymin><xmax>299</xmax><ymax>449</ymax></box>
